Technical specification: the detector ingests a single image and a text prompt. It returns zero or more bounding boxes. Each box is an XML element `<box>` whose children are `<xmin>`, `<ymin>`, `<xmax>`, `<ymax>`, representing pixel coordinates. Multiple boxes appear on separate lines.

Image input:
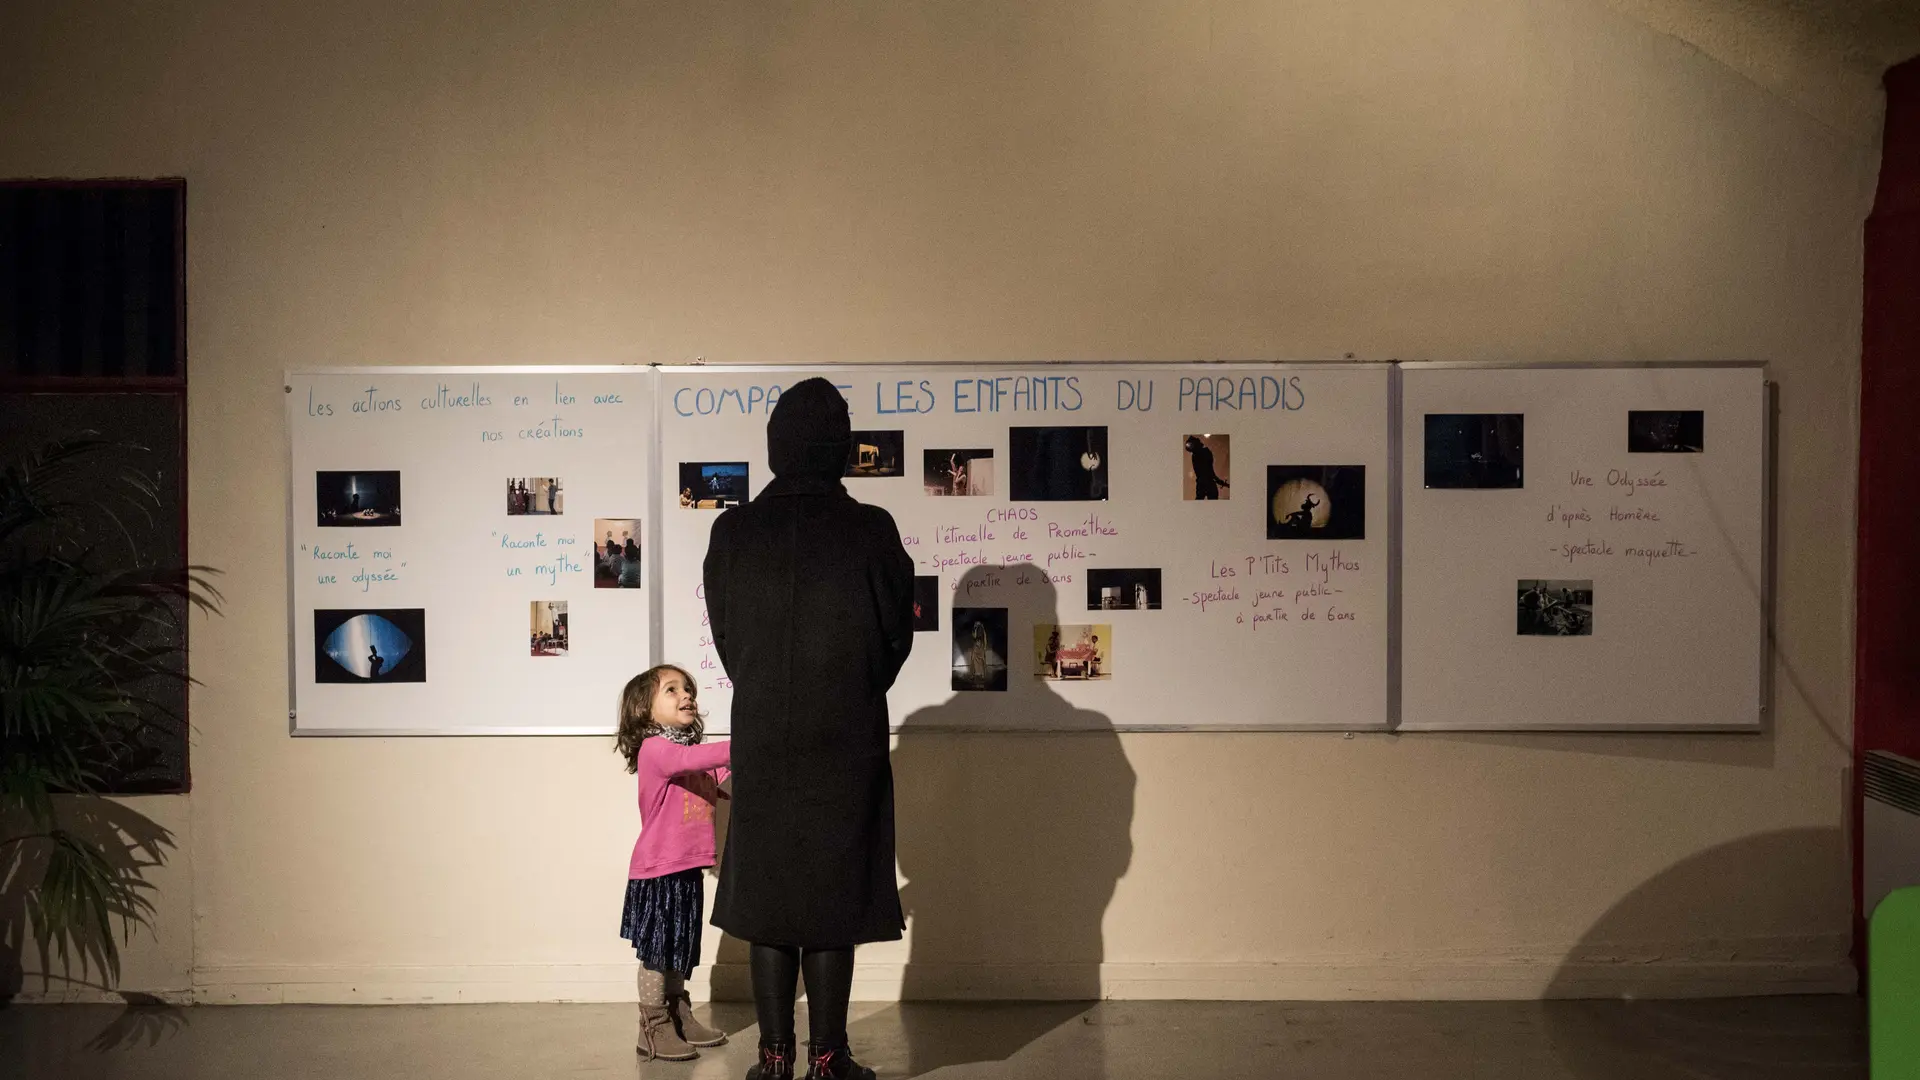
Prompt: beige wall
<box><xmin>2</xmin><ymin>0</ymin><xmax>1875</xmax><ymax>1002</ymax></box>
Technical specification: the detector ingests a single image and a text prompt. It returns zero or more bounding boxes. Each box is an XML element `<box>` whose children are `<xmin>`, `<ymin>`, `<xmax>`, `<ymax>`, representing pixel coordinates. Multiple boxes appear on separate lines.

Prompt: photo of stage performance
<box><xmin>530</xmin><ymin>601</ymin><xmax>568</xmax><ymax>656</ymax></box>
<box><xmin>1034</xmin><ymin>623</ymin><xmax>1112</xmax><ymax>681</ymax></box>
<box><xmin>507</xmin><ymin>477</ymin><xmax>563</xmax><ymax>515</ymax></box>
<box><xmin>1424</xmin><ymin>413</ymin><xmax>1525</xmax><ymax>489</ymax></box>
<box><xmin>913</xmin><ymin>575</ymin><xmax>940</xmax><ymax>632</ymax></box>
<box><xmin>923</xmin><ymin>448</ymin><xmax>995</xmax><ymax>496</ymax></box>
<box><xmin>845</xmin><ymin>431</ymin><xmax>906</xmax><ymax>478</ymax></box>
<box><xmin>313</xmin><ymin>608</ymin><xmax>426</xmax><ymax>683</ymax></box>
<box><xmin>678</xmin><ymin>462</ymin><xmax>749</xmax><ymax>509</ymax></box>
<box><xmin>1267</xmin><ymin>465</ymin><xmax>1366</xmax><ymax>540</ymax></box>
<box><xmin>316</xmin><ymin>471</ymin><xmax>402</xmax><ymax>527</ymax></box>
<box><xmin>594</xmin><ymin>518</ymin><xmax>642</xmax><ymax>589</ymax></box>
<box><xmin>950</xmin><ymin>607</ymin><xmax>1009</xmax><ymax>691</ymax></box>
<box><xmin>1516</xmin><ymin>579</ymin><xmax>1593</xmax><ymax>636</ymax></box>
<box><xmin>1628</xmin><ymin>410</ymin><xmax>1705</xmax><ymax>453</ymax></box>
<box><xmin>1010</xmin><ymin>426</ymin><xmax>1109</xmax><ymax>501</ymax></box>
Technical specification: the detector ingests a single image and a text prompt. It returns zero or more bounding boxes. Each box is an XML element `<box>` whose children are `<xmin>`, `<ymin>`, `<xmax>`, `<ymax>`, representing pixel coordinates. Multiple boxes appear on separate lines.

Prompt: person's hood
<box><xmin>766</xmin><ymin>377</ymin><xmax>852</xmax><ymax>481</ymax></box>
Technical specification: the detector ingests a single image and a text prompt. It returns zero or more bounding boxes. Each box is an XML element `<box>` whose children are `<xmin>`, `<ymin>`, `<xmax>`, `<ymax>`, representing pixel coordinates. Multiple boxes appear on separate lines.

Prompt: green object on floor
<box><xmin>1873</xmin><ymin>886</ymin><xmax>1920</xmax><ymax>1078</ymax></box>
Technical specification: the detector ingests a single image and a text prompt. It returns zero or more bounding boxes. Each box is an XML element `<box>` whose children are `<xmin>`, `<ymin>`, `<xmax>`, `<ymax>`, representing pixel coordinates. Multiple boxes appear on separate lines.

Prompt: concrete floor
<box><xmin>1</xmin><ymin>996</ymin><xmax>1865</xmax><ymax>1079</ymax></box>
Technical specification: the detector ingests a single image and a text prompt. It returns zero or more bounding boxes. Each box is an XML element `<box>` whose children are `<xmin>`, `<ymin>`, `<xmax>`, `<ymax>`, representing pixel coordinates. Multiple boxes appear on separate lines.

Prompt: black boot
<box><xmin>746</xmin><ymin>1038</ymin><xmax>796</xmax><ymax>1080</ymax></box>
<box><xmin>804</xmin><ymin>1040</ymin><xmax>876</xmax><ymax>1080</ymax></box>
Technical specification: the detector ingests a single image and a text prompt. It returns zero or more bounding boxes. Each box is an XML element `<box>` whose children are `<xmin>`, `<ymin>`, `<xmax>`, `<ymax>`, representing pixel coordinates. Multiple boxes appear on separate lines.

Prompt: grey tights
<box><xmin>637</xmin><ymin>966</ymin><xmax>689</xmax><ymax>1007</ymax></box>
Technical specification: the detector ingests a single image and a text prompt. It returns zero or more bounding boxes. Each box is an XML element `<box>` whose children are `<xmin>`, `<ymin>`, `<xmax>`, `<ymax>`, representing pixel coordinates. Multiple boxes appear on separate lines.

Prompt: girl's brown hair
<box><xmin>614</xmin><ymin>664</ymin><xmax>704</xmax><ymax>773</ymax></box>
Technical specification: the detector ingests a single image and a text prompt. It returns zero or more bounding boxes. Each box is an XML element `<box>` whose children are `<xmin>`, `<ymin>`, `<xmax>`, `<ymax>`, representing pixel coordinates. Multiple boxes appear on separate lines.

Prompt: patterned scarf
<box><xmin>649</xmin><ymin>721</ymin><xmax>702</xmax><ymax>746</ymax></box>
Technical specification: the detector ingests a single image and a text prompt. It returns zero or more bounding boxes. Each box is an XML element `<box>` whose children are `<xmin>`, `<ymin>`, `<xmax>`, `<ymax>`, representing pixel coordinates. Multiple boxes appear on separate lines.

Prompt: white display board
<box><xmin>1397</xmin><ymin>364</ymin><xmax>1766</xmax><ymax>731</ymax></box>
<box><xmin>286</xmin><ymin>368</ymin><xmax>654</xmax><ymax>734</ymax></box>
<box><xmin>660</xmin><ymin>364</ymin><xmax>1392</xmax><ymax>732</ymax></box>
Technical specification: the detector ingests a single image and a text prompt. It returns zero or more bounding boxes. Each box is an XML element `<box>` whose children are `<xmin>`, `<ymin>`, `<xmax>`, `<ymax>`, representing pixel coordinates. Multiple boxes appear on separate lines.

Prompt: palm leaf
<box><xmin>1</xmin><ymin>436</ymin><xmax>218</xmax><ymax>985</ymax></box>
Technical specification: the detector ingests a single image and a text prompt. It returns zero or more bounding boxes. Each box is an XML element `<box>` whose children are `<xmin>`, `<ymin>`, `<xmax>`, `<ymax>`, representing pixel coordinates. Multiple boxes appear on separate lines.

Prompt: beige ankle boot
<box><xmin>637</xmin><ymin>967</ymin><xmax>699</xmax><ymax>1061</ymax></box>
<box><xmin>665</xmin><ymin>972</ymin><xmax>728</xmax><ymax>1047</ymax></box>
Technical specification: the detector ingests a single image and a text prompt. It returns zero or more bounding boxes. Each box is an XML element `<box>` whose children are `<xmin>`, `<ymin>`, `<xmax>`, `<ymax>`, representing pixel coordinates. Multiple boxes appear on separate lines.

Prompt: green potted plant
<box><xmin>0</xmin><ymin>437</ymin><xmax>219</xmax><ymax>993</ymax></box>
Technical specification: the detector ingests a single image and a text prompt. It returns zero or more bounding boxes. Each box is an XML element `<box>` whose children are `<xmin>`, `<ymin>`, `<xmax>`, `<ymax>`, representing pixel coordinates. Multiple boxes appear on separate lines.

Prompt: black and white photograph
<box><xmin>594</xmin><ymin>518</ymin><xmax>642</xmax><ymax>589</ymax></box>
<box><xmin>1009</xmin><ymin>426</ymin><xmax>1109</xmax><ymax>501</ymax></box>
<box><xmin>923</xmin><ymin>448</ymin><xmax>995</xmax><ymax>496</ymax></box>
<box><xmin>912</xmin><ymin>576</ymin><xmax>941</xmax><ymax>632</ymax></box>
<box><xmin>1628</xmin><ymin>410</ymin><xmax>1705</xmax><ymax>453</ymax></box>
<box><xmin>845</xmin><ymin>431</ymin><xmax>906</xmax><ymax>478</ymax></box>
<box><xmin>1086</xmin><ymin>568</ymin><xmax>1162</xmax><ymax>611</ymax></box>
<box><xmin>1424</xmin><ymin>413</ymin><xmax>1525</xmax><ymax>489</ymax></box>
<box><xmin>506</xmin><ymin>477</ymin><xmax>563</xmax><ymax>515</ymax></box>
<box><xmin>1267</xmin><ymin>466</ymin><xmax>1367</xmax><ymax>540</ymax></box>
<box><xmin>950</xmin><ymin>607</ymin><xmax>1009</xmax><ymax>691</ymax></box>
<box><xmin>1517</xmin><ymin>579</ymin><xmax>1593</xmax><ymax>636</ymax></box>
<box><xmin>1182</xmin><ymin>434</ymin><xmax>1231</xmax><ymax>500</ymax></box>
<box><xmin>314</xmin><ymin>608</ymin><xmax>426</xmax><ymax>683</ymax></box>
<box><xmin>1034</xmin><ymin>623</ymin><xmax>1112</xmax><ymax>681</ymax></box>
<box><xmin>530</xmin><ymin>600</ymin><xmax>568</xmax><ymax>656</ymax></box>
<box><xmin>677</xmin><ymin>462</ymin><xmax>749</xmax><ymax>509</ymax></box>
<box><xmin>316</xmin><ymin>471</ymin><xmax>402</xmax><ymax>527</ymax></box>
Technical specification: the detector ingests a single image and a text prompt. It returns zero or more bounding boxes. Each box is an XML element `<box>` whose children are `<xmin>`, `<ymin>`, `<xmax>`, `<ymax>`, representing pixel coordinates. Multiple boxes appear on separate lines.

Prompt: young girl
<box><xmin>616</xmin><ymin>665</ymin><xmax>732</xmax><ymax>1061</ymax></box>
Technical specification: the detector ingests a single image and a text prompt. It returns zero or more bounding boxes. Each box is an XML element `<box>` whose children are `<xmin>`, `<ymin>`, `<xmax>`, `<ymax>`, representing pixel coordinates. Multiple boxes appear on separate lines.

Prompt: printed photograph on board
<box><xmin>1035</xmin><ymin>624</ymin><xmax>1113</xmax><ymax>681</ymax></box>
<box><xmin>313</xmin><ymin>608</ymin><xmax>426</xmax><ymax>683</ymax></box>
<box><xmin>951</xmin><ymin>607</ymin><xmax>1009</xmax><ymax>691</ymax></box>
<box><xmin>594</xmin><ymin>518</ymin><xmax>643</xmax><ymax>589</ymax></box>
<box><xmin>1423</xmin><ymin>414</ymin><xmax>1525</xmax><ymax>489</ymax></box>
<box><xmin>845</xmin><ymin>431</ymin><xmax>906</xmax><ymax>478</ymax></box>
<box><xmin>678</xmin><ymin>462</ymin><xmax>749</xmax><ymax>509</ymax></box>
<box><xmin>923</xmin><ymin>448</ymin><xmax>995</xmax><ymax>496</ymax></box>
<box><xmin>1009</xmin><ymin>426</ymin><xmax>1109</xmax><ymax>501</ymax></box>
<box><xmin>506</xmin><ymin>477</ymin><xmax>564</xmax><ymax>516</ymax></box>
<box><xmin>530</xmin><ymin>600</ymin><xmax>569</xmax><ymax>656</ymax></box>
<box><xmin>1628</xmin><ymin>410</ymin><xmax>1705</xmax><ymax>453</ymax></box>
<box><xmin>1267</xmin><ymin>466</ymin><xmax>1367</xmax><ymax>540</ymax></box>
<box><xmin>1517</xmin><ymin>579</ymin><xmax>1592</xmax><ymax>636</ymax></box>
<box><xmin>913</xmin><ymin>576</ymin><xmax>941</xmax><ymax>632</ymax></box>
<box><xmin>1086</xmin><ymin>568</ymin><xmax>1162</xmax><ymax>611</ymax></box>
<box><xmin>316</xmin><ymin>471</ymin><xmax>402</xmax><ymax>527</ymax></box>
<box><xmin>1182</xmin><ymin>434</ymin><xmax>1231</xmax><ymax>500</ymax></box>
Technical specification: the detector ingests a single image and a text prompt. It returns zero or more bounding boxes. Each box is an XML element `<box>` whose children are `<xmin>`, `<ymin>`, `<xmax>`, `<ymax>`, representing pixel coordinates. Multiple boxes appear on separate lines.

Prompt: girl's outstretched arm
<box><xmin>638</xmin><ymin>737</ymin><xmax>731</xmax><ymax>779</ymax></box>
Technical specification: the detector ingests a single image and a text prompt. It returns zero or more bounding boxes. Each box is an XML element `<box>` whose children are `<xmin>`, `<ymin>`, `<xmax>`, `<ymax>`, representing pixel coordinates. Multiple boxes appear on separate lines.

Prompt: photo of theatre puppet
<box><xmin>316</xmin><ymin>471</ymin><xmax>401</xmax><ymax>527</ymax></box>
<box><xmin>1267</xmin><ymin>466</ymin><xmax>1366</xmax><ymax>540</ymax></box>
<box><xmin>951</xmin><ymin>607</ymin><xmax>1009</xmax><ymax>691</ymax></box>
<box><xmin>678</xmin><ymin>462</ymin><xmax>748</xmax><ymax>509</ymax></box>
<box><xmin>1035</xmin><ymin>624</ymin><xmax>1112</xmax><ymax>681</ymax></box>
<box><xmin>1517</xmin><ymin>579</ymin><xmax>1593</xmax><ymax>636</ymax></box>
<box><xmin>1182</xmin><ymin>434</ymin><xmax>1231</xmax><ymax>500</ymax></box>
<box><xmin>1010</xmin><ymin>426</ymin><xmax>1108</xmax><ymax>501</ymax></box>
<box><xmin>314</xmin><ymin>608</ymin><xmax>426</xmax><ymax>683</ymax></box>
<box><xmin>1424</xmin><ymin>413</ymin><xmax>1524</xmax><ymax>489</ymax></box>
<box><xmin>845</xmin><ymin>431</ymin><xmax>906</xmax><ymax>478</ymax></box>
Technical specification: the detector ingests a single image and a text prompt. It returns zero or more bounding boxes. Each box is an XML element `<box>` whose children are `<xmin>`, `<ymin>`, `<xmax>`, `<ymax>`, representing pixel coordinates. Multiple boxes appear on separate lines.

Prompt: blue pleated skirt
<box><xmin>620</xmin><ymin>869</ymin><xmax>705</xmax><ymax>975</ymax></box>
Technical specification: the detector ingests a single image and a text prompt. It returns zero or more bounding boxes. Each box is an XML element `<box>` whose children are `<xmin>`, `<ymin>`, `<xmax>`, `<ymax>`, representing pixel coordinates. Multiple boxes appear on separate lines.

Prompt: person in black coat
<box><xmin>702</xmin><ymin>377</ymin><xmax>915</xmax><ymax>1080</ymax></box>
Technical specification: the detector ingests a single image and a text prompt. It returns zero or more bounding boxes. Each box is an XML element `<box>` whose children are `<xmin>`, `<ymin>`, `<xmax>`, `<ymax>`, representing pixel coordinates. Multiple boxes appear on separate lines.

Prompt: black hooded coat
<box><xmin>704</xmin><ymin>378</ymin><xmax>916</xmax><ymax>947</ymax></box>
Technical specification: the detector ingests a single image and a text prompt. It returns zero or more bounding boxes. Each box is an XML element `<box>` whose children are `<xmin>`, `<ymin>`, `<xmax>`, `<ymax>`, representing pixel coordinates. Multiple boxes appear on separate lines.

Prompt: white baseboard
<box><xmin>9</xmin><ymin>957</ymin><xmax>1854</xmax><ymax>1005</ymax></box>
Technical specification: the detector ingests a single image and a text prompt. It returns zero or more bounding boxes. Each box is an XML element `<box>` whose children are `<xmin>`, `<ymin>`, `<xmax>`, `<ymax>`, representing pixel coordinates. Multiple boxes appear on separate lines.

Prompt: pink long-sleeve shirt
<box><xmin>628</xmin><ymin>736</ymin><xmax>732</xmax><ymax>880</ymax></box>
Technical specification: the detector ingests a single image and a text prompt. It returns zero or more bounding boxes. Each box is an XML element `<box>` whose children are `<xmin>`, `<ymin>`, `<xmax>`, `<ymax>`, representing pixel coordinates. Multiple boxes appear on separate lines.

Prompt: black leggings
<box><xmin>750</xmin><ymin>943</ymin><xmax>854</xmax><ymax>1049</ymax></box>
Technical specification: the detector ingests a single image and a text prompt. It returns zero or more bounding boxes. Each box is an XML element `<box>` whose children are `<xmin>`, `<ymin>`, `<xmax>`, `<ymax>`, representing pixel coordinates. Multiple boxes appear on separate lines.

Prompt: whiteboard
<box><xmin>1396</xmin><ymin>364</ymin><xmax>1766</xmax><ymax>731</ymax></box>
<box><xmin>659</xmin><ymin>364</ymin><xmax>1392</xmax><ymax>732</ymax></box>
<box><xmin>286</xmin><ymin>368</ymin><xmax>655</xmax><ymax>735</ymax></box>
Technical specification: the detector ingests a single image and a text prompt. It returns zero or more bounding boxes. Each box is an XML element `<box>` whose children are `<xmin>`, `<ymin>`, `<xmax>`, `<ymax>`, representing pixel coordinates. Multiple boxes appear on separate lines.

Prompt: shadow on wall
<box><xmin>879</xmin><ymin>565</ymin><xmax>1136</xmax><ymax>1076</ymax></box>
<box><xmin>707</xmin><ymin>566</ymin><xmax>1136</xmax><ymax>1075</ymax></box>
<box><xmin>1544</xmin><ymin>827</ymin><xmax>1862</xmax><ymax>1080</ymax></box>
<box><xmin>0</xmin><ymin>795</ymin><xmax>187</xmax><ymax>1047</ymax></box>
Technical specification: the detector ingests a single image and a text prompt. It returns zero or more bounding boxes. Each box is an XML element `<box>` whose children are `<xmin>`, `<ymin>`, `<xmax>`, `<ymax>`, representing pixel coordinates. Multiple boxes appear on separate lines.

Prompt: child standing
<box><xmin>616</xmin><ymin>665</ymin><xmax>732</xmax><ymax>1061</ymax></box>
